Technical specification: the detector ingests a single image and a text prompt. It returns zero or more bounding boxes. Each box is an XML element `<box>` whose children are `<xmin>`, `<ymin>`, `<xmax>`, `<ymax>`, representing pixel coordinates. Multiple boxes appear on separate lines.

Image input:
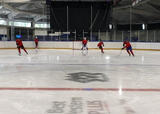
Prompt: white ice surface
<box><xmin>0</xmin><ymin>49</ymin><xmax>160</xmax><ymax>114</ymax></box>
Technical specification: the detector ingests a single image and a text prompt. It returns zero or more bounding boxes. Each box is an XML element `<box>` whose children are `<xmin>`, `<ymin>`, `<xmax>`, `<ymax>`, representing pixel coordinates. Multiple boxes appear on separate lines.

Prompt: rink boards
<box><xmin>0</xmin><ymin>41</ymin><xmax>160</xmax><ymax>51</ymax></box>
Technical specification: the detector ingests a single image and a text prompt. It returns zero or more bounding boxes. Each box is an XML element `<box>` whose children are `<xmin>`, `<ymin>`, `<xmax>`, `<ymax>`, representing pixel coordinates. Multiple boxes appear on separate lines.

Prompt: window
<box><xmin>14</xmin><ymin>21</ymin><xmax>31</xmax><ymax>27</ymax></box>
<box><xmin>9</xmin><ymin>21</ymin><xmax>31</xmax><ymax>27</ymax></box>
<box><xmin>35</xmin><ymin>23</ymin><xmax>50</xmax><ymax>28</ymax></box>
<box><xmin>0</xmin><ymin>19</ymin><xmax>7</xmax><ymax>25</ymax></box>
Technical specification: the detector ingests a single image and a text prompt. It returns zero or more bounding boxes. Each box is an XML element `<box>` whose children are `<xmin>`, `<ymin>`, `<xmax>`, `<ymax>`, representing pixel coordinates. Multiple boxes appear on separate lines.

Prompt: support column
<box><xmin>31</xmin><ymin>21</ymin><xmax>35</xmax><ymax>40</ymax></box>
<box><xmin>129</xmin><ymin>6</ymin><xmax>132</xmax><ymax>42</ymax></box>
<box><xmin>10</xmin><ymin>20</ymin><xmax>15</xmax><ymax>41</ymax></box>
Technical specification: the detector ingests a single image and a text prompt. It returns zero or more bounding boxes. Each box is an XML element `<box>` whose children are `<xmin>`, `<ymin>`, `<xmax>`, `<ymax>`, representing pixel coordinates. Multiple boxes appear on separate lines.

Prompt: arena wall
<box><xmin>0</xmin><ymin>41</ymin><xmax>160</xmax><ymax>51</ymax></box>
<box><xmin>0</xmin><ymin>27</ymin><xmax>7</xmax><ymax>35</ymax></box>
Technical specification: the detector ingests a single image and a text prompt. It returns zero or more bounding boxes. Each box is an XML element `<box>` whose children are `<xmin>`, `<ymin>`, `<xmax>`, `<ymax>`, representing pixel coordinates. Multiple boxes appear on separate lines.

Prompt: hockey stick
<box><xmin>117</xmin><ymin>49</ymin><xmax>123</xmax><ymax>56</ymax></box>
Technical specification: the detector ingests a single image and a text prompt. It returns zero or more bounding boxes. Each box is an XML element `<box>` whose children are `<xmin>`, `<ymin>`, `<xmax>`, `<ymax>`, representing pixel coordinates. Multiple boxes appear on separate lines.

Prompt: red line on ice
<box><xmin>0</xmin><ymin>87</ymin><xmax>160</xmax><ymax>92</ymax></box>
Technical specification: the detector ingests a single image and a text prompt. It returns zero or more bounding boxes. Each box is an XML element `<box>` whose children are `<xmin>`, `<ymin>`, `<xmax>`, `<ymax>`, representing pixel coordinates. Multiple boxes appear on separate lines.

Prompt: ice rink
<box><xmin>0</xmin><ymin>49</ymin><xmax>160</xmax><ymax>114</ymax></box>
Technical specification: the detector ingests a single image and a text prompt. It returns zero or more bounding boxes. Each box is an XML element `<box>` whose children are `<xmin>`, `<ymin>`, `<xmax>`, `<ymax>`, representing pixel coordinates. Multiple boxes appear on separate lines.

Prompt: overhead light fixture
<box><xmin>109</xmin><ymin>24</ymin><xmax>113</xmax><ymax>30</ymax></box>
<box><xmin>142</xmin><ymin>24</ymin><xmax>145</xmax><ymax>30</ymax></box>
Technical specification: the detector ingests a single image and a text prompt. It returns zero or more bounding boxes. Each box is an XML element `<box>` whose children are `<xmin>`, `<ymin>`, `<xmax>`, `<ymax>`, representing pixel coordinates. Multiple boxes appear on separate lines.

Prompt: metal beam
<box><xmin>114</xmin><ymin>0</ymin><xmax>151</xmax><ymax>10</ymax></box>
<box><xmin>8</xmin><ymin>12</ymin><xmax>18</xmax><ymax>19</ymax></box>
<box><xmin>34</xmin><ymin>15</ymin><xmax>46</xmax><ymax>22</ymax></box>
<box><xmin>2</xmin><ymin>2</ymin><xmax>43</xmax><ymax>16</ymax></box>
<box><xmin>132</xmin><ymin>8</ymin><xmax>159</xmax><ymax>18</ymax></box>
<box><xmin>146</xmin><ymin>3</ymin><xmax>160</xmax><ymax>14</ymax></box>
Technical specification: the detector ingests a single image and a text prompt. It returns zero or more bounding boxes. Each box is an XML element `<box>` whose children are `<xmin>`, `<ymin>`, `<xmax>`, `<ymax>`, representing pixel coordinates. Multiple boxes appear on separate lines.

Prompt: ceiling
<box><xmin>0</xmin><ymin>0</ymin><xmax>46</xmax><ymax>22</ymax></box>
<box><xmin>0</xmin><ymin>0</ymin><xmax>159</xmax><ymax>24</ymax></box>
<box><xmin>113</xmin><ymin>0</ymin><xmax>160</xmax><ymax>24</ymax></box>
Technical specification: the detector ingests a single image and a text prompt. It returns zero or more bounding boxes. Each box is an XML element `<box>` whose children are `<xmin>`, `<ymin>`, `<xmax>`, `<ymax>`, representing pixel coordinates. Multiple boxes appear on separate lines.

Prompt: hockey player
<box><xmin>34</xmin><ymin>36</ymin><xmax>39</xmax><ymax>49</ymax></box>
<box><xmin>81</xmin><ymin>37</ymin><xmax>88</xmax><ymax>50</ymax></box>
<box><xmin>16</xmin><ymin>38</ymin><xmax>28</xmax><ymax>56</ymax></box>
<box><xmin>97</xmin><ymin>39</ymin><xmax>104</xmax><ymax>53</ymax></box>
<box><xmin>122</xmin><ymin>40</ymin><xmax>134</xmax><ymax>56</ymax></box>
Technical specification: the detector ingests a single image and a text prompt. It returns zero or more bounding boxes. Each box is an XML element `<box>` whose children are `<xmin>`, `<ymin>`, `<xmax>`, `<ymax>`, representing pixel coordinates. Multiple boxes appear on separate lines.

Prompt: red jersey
<box><xmin>123</xmin><ymin>41</ymin><xmax>131</xmax><ymax>48</ymax></box>
<box><xmin>97</xmin><ymin>41</ymin><xmax>104</xmax><ymax>47</ymax></box>
<box><xmin>34</xmin><ymin>38</ymin><xmax>38</xmax><ymax>43</ymax></box>
<box><xmin>16</xmin><ymin>39</ymin><xmax>23</xmax><ymax>46</ymax></box>
<box><xmin>82</xmin><ymin>40</ymin><xmax>87</xmax><ymax>44</ymax></box>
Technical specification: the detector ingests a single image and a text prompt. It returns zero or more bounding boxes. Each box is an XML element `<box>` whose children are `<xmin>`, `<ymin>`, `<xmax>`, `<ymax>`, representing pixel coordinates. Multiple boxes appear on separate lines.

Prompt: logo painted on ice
<box><xmin>46</xmin><ymin>97</ymin><xmax>110</xmax><ymax>114</ymax></box>
<box><xmin>66</xmin><ymin>72</ymin><xmax>109</xmax><ymax>83</ymax></box>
